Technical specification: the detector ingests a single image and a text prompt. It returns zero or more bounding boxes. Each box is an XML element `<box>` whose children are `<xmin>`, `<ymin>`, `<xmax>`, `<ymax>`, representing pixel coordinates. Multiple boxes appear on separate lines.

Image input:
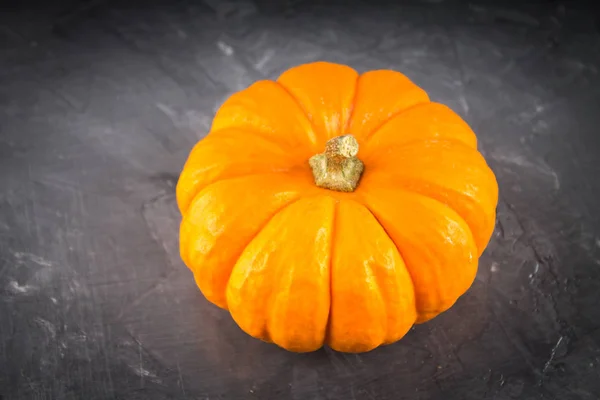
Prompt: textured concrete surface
<box><xmin>1</xmin><ymin>0</ymin><xmax>599</xmax><ymax>399</ymax></box>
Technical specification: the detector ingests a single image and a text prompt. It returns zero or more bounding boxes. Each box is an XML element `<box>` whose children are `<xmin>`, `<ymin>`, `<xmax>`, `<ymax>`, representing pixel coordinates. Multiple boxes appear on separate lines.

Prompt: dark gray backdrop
<box><xmin>1</xmin><ymin>0</ymin><xmax>599</xmax><ymax>399</ymax></box>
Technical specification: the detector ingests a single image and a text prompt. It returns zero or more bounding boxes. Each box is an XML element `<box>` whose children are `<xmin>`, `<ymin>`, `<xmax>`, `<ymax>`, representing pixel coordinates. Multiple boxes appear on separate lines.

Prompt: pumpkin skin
<box><xmin>177</xmin><ymin>61</ymin><xmax>499</xmax><ymax>353</ymax></box>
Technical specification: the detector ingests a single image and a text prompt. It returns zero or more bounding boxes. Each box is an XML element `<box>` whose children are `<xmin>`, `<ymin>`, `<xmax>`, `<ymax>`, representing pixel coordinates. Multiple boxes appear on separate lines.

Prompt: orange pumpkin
<box><xmin>177</xmin><ymin>61</ymin><xmax>498</xmax><ymax>353</ymax></box>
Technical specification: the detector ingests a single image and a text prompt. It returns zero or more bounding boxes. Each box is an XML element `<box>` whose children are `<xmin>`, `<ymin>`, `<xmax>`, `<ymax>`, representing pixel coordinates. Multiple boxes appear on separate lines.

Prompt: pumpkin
<box><xmin>177</xmin><ymin>61</ymin><xmax>498</xmax><ymax>353</ymax></box>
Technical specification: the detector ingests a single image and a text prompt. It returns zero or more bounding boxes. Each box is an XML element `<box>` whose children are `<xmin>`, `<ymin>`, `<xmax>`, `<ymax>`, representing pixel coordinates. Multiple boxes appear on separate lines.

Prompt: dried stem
<box><xmin>308</xmin><ymin>135</ymin><xmax>364</xmax><ymax>192</ymax></box>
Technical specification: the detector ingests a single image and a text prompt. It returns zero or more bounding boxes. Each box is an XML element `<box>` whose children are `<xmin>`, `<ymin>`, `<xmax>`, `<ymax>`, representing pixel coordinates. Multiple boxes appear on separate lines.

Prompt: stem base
<box><xmin>308</xmin><ymin>135</ymin><xmax>364</xmax><ymax>192</ymax></box>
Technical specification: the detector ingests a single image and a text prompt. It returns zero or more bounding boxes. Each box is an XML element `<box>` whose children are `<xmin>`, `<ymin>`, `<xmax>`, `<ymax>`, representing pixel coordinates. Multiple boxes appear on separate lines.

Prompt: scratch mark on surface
<box><xmin>115</xmin><ymin>270</ymin><xmax>177</xmax><ymax>320</ymax></box>
<box><xmin>254</xmin><ymin>49</ymin><xmax>275</xmax><ymax>73</ymax></box>
<box><xmin>34</xmin><ymin>317</ymin><xmax>57</xmax><ymax>339</ymax></box>
<box><xmin>528</xmin><ymin>262</ymin><xmax>540</xmax><ymax>284</ymax></box>
<box><xmin>542</xmin><ymin>336</ymin><xmax>565</xmax><ymax>377</ymax></box>
<box><xmin>360</xmin><ymin>387</ymin><xmax>377</xmax><ymax>400</ymax></box>
<box><xmin>482</xmin><ymin>369</ymin><xmax>494</xmax><ymax>398</ymax></box>
<box><xmin>134</xmin><ymin>366</ymin><xmax>161</xmax><ymax>382</ymax></box>
<box><xmin>324</xmin><ymin>347</ymin><xmax>357</xmax><ymax>375</ymax></box>
<box><xmin>7</xmin><ymin>280</ymin><xmax>36</xmax><ymax>294</ymax></box>
<box><xmin>138</xmin><ymin>340</ymin><xmax>144</xmax><ymax>388</ymax></box>
<box><xmin>155</xmin><ymin>103</ymin><xmax>211</xmax><ymax>134</ymax></box>
<box><xmin>490</xmin><ymin>305</ymin><xmax>541</xmax><ymax>378</ymax></box>
<box><xmin>14</xmin><ymin>251</ymin><xmax>53</xmax><ymax>267</ymax></box>
<box><xmin>438</xmin><ymin>326</ymin><xmax>466</xmax><ymax>372</ymax></box>
<box><xmin>448</xmin><ymin>26</ymin><xmax>470</xmax><ymax>118</ymax></box>
<box><xmin>518</xmin><ymin>110</ymin><xmax>539</xmax><ymax>123</ymax></box>
<box><xmin>156</xmin><ymin>103</ymin><xmax>177</xmax><ymax>120</ymax></box>
<box><xmin>176</xmin><ymin>361</ymin><xmax>186</xmax><ymax>395</ymax></box>
<box><xmin>491</xmin><ymin>152</ymin><xmax>560</xmax><ymax>190</ymax></box>
<box><xmin>217</xmin><ymin>40</ymin><xmax>234</xmax><ymax>56</ymax></box>
<box><xmin>0</xmin><ymin>23</ymin><xmax>28</xmax><ymax>41</ymax></box>
<box><xmin>458</xmin><ymin>95</ymin><xmax>469</xmax><ymax>114</ymax></box>
<box><xmin>349</xmin><ymin>385</ymin><xmax>357</xmax><ymax>400</ymax></box>
<box><xmin>128</xmin><ymin>340</ymin><xmax>162</xmax><ymax>386</ymax></box>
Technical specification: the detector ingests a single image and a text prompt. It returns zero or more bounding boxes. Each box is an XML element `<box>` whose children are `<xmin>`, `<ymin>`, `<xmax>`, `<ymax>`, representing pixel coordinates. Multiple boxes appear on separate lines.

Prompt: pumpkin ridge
<box><xmin>323</xmin><ymin>199</ymin><xmax>338</xmax><ymax>347</ymax></box>
<box><xmin>364</xmin><ymin>136</ymin><xmax>478</xmax><ymax>156</ymax></box>
<box><xmin>343</xmin><ymin>73</ymin><xmax>361</xmax><ymax>134</ymax></box>
<box><xmin>176</xmin><ymin>128</ymin><xmax>305</xmax><ymax>214</ymax></box>
<box><xmin>224</xmin><ymin>196</ymin><xmax>306</xmax><ymax>330</ymax></box>
<box><xmin>273</xmin><ymin>80</ymin><xmax>320</xmax><ymax>146</ymax></box>
<box><xmin>277</xmin><ymin>62</ymin><xmax>359</xmax><ymax>142</ymax></box>
<box><xmin>362</xmin><ymin>138</ymin><xmax>497</xmax><ymax>254</ymax></box>
<box><xmin>365</xmin><ymin>183</ymin><xmax>483</xmax><ymax>256</ymax></box>
<box><xmin>181</xmin><ymin>172</ymin><xmax>306</xmax><ymax>221</ymax></box>
<box><xmin>376</xmin><ymin>191</ymin><xmax>479</xmax><ymax>320</ymax></box>
<box><xmin>260</xmin><ymin>195</ymin><xmax>335</xmax><ymax>351</ymax></box>
<box><xmin>356</xmin><ymin>252</ymin><xmax>387</xmax><ymax>349</ymax></box>
<box><xmin>182</xmin><ymin>178</ymin><xmax>307</xmax><ymax>309</ymax></box>
<box><xmin>180</xmin><ymin>170</ymin><xmax>295</xmax><ymax>217</ymax></box>
<box><xmin>355</xmin><ymin>201</ymin><xmax>419</xmax><ymax>325</ymax></box>
<box><xmin>338</xmin><ymin>199</ymin><xmax>391</xmax><ymax>348</ymax></box>
<box><xmin>226</xmin><ymin>195</ymin><xmax>333</xmax><ymax>333</ymax></box>
<box><xmin>377</xmin><ymin>177</ymin><xmax>493</xmax><ymax>256</ymax></box>
<box><xmin>359</xmin><ymin>200</ymin><xmax>468</xmax><ymax>322</ymax></box>
<box><xmin>207</xmin><ymin>126</ymin><xmax>307</xmax><ymax>154</ymax></box>
<box><xmin>362</xmin><ymin>100</ymin><xmax>431</xmax><ymax>143</ymax></box>
<box><xmin>364</xmin><ymin>102</ymin><xmax>477</xmax><ymax>149</ymax></box>
<box><xmin>210</xmin><ymin>80</ymin><xmax>319</xmax><ymax>151</ymax></box>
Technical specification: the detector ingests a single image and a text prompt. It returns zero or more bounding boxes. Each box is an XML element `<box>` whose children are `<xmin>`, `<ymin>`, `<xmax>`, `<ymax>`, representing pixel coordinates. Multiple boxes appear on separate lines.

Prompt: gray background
<box><xmin>1</xmin><ymin>0</ymin><xmax>599</xmax><ymax>399</ymax></box>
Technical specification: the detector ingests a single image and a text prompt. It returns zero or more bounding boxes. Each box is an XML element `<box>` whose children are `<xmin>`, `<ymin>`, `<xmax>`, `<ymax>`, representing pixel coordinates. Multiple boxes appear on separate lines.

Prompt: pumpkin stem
<box><xmin>308</xmin><ymin>134</ymin><xmax>364</xmax><ymax>192</ymax></box>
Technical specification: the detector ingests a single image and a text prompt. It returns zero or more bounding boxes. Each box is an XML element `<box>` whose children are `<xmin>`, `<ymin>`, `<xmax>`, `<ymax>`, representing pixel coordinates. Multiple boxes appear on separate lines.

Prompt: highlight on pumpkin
<box><xmin>176</xmin><ymin>61</ymin><xmax>499</xmax><ymax>354</ymax></box>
